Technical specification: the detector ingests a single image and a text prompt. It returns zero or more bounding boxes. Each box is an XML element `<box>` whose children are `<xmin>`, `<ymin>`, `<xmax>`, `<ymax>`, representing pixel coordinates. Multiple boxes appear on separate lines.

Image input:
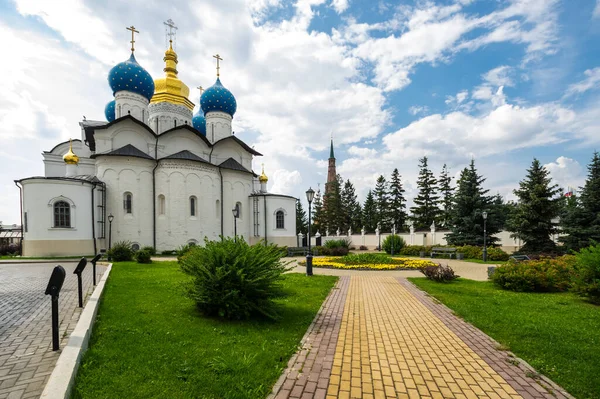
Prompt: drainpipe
<box><xmin>14</xmin><ymin>181</ymin><xmax>23</xmax><ymax>255</ymax></box>
<box><xmin>263</xmin><ymin>194</ymin><xmax>267</xmax><ymax>246</ymax></box>
<box><xmin>91</xmin><ymin>183</ymin><xmax>97</xmax><ymax>255</ymax></box>
<box><xmin>219</xmin><ymin>168</ymin><xmax>224</xmax><ymax>240</ymax></box>
<box><xmin>152</xmin><ymin>135</ymin><xmax>159</xmax><ymax>250</ymax></box>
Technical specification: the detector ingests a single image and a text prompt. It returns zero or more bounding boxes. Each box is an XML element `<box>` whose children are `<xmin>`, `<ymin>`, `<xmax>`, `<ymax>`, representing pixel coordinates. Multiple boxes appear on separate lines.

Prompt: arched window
<box><xmin>124</xmin><ymin>192</ymin><xmax>133</xmax><ymax>214</ymax></box>
<box><xmin>276</xmin><ymin>210</ymin><xmax>285</xmax><ymax>229</ymax></box>
<box><xmin>53</xmin><ymin>201</ymin><xmax>71</xmax><ymax>228</ymax></box>
<box><xmin>236</xmin><ymin>202</ymin><xmax>242</xmax><ymax>219</ymax></box>
<box><xmin>158</xmin><ymin>195</ymin><xmax>165</xmax><ymax>215</ymax></box>
<box><xmin>190</xmin><ymin>196</ymin><xmax>197</xmax><ymax>217</ymax></box>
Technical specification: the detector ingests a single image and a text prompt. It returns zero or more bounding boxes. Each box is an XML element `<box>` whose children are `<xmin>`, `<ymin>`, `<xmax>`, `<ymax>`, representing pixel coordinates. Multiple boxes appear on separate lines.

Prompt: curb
<box><xmin>40</xmin><ymin>263</ymin><xmax>113</xmax><ymax>399</ymax></box>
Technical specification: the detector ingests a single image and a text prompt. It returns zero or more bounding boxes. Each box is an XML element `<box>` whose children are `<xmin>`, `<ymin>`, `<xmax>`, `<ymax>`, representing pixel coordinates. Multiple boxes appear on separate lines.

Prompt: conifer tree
<box><xmin>507</xmin><ymin>158</ymin><xmax>562</xmax><ymax>253</ymax></box>
<box><xmin>560</xmin><ymin>152</ymin><xmax>600</xmax><ymax>250</ymax></box>
<box><xmin>410</xmin><ymin>157</ymin><xmax>441</xmax><ymax>230</ymax></box>
<box><xmin>374</xmin><ymin>175</ymin><xmax>391</xmax><ymax>230</ymax></box>
<box><xmin>439</xmin><ymin>164</ymin><xmax>454</xmax><ymax>227</ymax></box>
<box><xmin>323</xmin><ymin>174</ymin><xmax>345</xmax><ymax>233</ymax></box>
<box><xmin>296</xmin><ymin>199</ymin><xmax>307</xmax><ymax>234</ymax></box>
<box><xmin>445</xmin><ymin>160</ymin><xmax>503</xmax><ymax>246</ymax></box>
<box><xmin>341</xmin><ymin>179</ymin><xmax>362</xmax><ymax>233</ymax></box>
<box><xmin>311</xmin><ymin>188</ymin><xmax>323</xmax><ymax>235</ymax></box>
<box><xmin>389</xmin><ymin>168</ymin><xmax>407</xmax><ymax>231</ymax></box>
<box><xmin>362</xmin><ymin>190</ymin><xmax>377</xmax><ymax>233</ymax></box>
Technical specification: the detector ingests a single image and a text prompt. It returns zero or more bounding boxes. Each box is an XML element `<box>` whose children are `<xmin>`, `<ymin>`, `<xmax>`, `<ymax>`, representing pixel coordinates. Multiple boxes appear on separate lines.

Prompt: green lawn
<box><xmin>409</xmin><ymin>278</ymin><xmax>600</xmax><ymax>399</ymax></box>
<box><xmin>73</xmin><ymin>262</ymin><xmax>337</xmax><ymax>399</ymax></box>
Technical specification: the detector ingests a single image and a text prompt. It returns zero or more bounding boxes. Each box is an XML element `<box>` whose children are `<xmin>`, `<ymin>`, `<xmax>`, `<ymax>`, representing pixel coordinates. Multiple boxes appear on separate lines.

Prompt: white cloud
<box><xmin>271</xmin><ymin>169</ymin><xmax>302</xmax><ymax>195</ymax></box>
<box><xmin>408</xmin><ymin>105</ymin><xmax>429</xmax><ymax>115</ymax></box>
<box><xmin>331</xmin><ymin>0</ymin><xmax>349</xmax><ymax>14</ymax></box>
<box><xmin>483</xmin><ymin>65</ymin><xmax>514</xmax><ymax>87</ymax></box>
<box><xmin>564</xmin><ymin>67</ymin><xmax>600</xmax><ymax>98</ymax></box>
<box><xmin>445</xmin><ymin>90</ymin><xmax>469</xmax><ymax>106</ymax></box>
<box><xmin>544</xmin><ymin>157</ymin><xmax>584</xmax><ymax>191</ymax></box>
<box><xmin>594</xmin><ymin>0</ymin><xmax>600</xmax><ymax>18</ymax></box>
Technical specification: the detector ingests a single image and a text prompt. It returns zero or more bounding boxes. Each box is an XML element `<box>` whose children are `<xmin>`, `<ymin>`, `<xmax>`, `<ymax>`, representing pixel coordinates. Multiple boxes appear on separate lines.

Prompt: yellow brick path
<box><xmin>326</xmin><ymin>277</ymin><xmax>522</xmax><ymax>399</ymax></box>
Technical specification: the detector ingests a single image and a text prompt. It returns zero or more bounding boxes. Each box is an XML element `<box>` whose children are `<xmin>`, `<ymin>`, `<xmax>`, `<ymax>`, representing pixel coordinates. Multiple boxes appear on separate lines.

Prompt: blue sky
<box><xmin>1</xmin><ymin>0</ymin><xmax>600</xmax><ymax>224</ymax></box>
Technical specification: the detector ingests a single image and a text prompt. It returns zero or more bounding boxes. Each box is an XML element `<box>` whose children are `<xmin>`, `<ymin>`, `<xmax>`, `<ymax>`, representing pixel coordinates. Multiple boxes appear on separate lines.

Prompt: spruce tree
<box><xmin>311</xmin><ymin>188</ymin><xmax>323</xmax><ymax>235</ymax></box>
<box><xmin>507</xmin><ymin>158</ymin><xmax>562</xmax><ymax>253</ymax></box>
<box><xmin>560</xmin><ymin>152</ymin><xmax>600</xmax><ymax>250</ymax></box>
<box><xmin>362</xmin><ymin>190</ymin><xmax>377</xmax><ymax>233</ymax></box>
<box><xmin>296</xmin><ymin>199</ymin><xmax>307</xmax><ymax>234</ymax></box>
<box><xmin>374</xmin><ymin>175</ymin><xmax>391</xmax><ymax>230</ymax></box>
<box><xmin>341</xmin><ymin>179</ymin><xmax>362</xmax><ymax>233</ymax></box>
<box><xmin>389</xmin><ymin>168</ymin><xmax>407</xmax><ymax>231</ymax></box>
<box><xmin>445</xmin><ymin>160</ymin><xmax>502</xmax><ymax>246</ymax></box>
<box><xmin>410</xmin><ymin>156</ymin><xmax>441</xmax><ymax>230</ymax></box>
<box><xmin>439</xmin><ymin>164</ymin><xmax>454</xmax><ymax>227</ymax></box>
<box><xmin>323</xmin><ymin>174</ymin><xmax>344</xmax><ymax>234</ymax></box>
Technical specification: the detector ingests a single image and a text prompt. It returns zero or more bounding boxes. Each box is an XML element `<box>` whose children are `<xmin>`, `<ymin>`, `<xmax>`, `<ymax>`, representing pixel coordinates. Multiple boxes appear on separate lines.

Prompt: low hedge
<box><xmin>491</xmin><ymin>256</ymin><xmax>576</xmax><ymax>292</ymax></box>
<box><xmin>398</xmin><ymin>244</ymin><xmax>509</xmax><ymax>261</ymax></box>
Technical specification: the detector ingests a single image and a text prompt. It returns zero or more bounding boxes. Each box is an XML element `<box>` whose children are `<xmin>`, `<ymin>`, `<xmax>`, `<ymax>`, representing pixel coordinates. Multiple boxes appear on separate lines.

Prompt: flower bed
<box><xmin>300</xmin><ymin>256</ymin><xmax>436</xmax><ymax>270</ymax></box>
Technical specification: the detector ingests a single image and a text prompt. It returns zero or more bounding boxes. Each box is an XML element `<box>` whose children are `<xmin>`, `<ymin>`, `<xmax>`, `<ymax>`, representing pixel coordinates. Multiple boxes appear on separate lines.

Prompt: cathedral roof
<box><xmin>200</xmin><ymin>78</ymin><xmax>237</xmax><ymax>117</ymax></box>
<box><xmin>219</xmin><ymin>158</ymin><xmax>252</xmax><ymax>174</ymax></box>
<box><xmin>92</xmin><ymin>144</ymin><xmax>153</xmax><ymax>160</ymax></box>
<box><xmin>105</xmin><ymin>100</ymin><xmax>116</xmax><ymax>122</ymax></box>
<box><xmin>162</xmin><ymin>150</ymin><xmax>210</xmax><ymax>163</ymax></box>
<box><xmin>213</xmin><ymin>135</ymin><xmax>262</xmax><ymax>156</ymax></box>
<box><xmin>108</xmin><ymin>54</ymin><xmax>155</xmax><ymax>101</ymax></box>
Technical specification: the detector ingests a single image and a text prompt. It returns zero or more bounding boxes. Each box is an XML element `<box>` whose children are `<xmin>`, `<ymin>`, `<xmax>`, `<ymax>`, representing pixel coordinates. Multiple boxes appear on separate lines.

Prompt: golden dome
<box><xmin>259</xmin><ymin>164</ymin><xmax>268</xmax><ymax>183</ymax></box>
<box><xmin>63</xmin><ymin>140</ymin><xmax>79</xmax><ymax>165</ymax></box>
<box><xmin>150</xmin><ymin>41</ymin><xmax>195</xmax><ymax>111</ymax></box>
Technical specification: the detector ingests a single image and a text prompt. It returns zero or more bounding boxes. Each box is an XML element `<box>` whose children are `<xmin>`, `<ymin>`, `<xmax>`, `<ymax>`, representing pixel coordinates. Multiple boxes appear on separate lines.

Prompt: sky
<box><xmin>1</xmin><ymin>0</ymin><xmax>600</xmax><ymax>224</ymax></box>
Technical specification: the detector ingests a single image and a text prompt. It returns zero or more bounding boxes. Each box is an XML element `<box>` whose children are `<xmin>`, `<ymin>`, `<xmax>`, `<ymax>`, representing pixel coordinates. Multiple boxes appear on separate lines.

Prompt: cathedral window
<box><xmin>158</xmin><ymin>195</ymin><xmax>165</xmax><ymax>215</ymax></box>
<box><xmin>276</xmin><ymin>210</ymin><xmax>285</xmax><ymax>229</ymax></box>
<box><xmin>124</xmin><ymin>192</ymin><xmax>133</xmax><ymax>214</ymax></box>
<box><xmin>190</xmin><ymin>196</ymin><xmax>197</xmax><ymax>217</ymax></box>
<box><xmin>54</xmin><ymin>201</ymin><xmax>71</xmax><ymax>228</ymax></box>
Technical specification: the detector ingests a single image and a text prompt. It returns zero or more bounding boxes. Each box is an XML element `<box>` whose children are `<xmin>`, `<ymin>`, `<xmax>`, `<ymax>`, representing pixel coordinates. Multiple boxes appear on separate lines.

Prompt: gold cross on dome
<box><xmin>197</xmin><ymin>85</ymin><xmax>204</xmax><ymax>95</ymax></box>
<box><xmin>213</xmin><ymin>54</ymin><xmax>223</xmax><ymax>77</ymax></box>
<box><xmin>126</xmin><ymin>25</ymin><xmax>139</xmax><ymax>53</ymax></box>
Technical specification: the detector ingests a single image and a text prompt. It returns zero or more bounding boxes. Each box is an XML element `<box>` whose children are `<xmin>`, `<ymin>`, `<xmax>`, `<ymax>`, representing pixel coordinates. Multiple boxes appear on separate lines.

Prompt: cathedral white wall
<box><xmin>155</xmin><ymin>161</ymin><xmax>221</xmax><ymax>250</ymax></box>
<box><xmin>249</xmin><ymin>195</ymin><xmax>297</xmax><ymax>246</ymax></box>
<box><xmin>205</xmin><ymin>111</ymin><xmax>232</xmax><ymax>143</ymax></box>
<box><xmin>148</xmin><ymin>102</ymin><xmax>193</xmax><ymax>134</ymax></box>
<box><xmin>44</xmin><ymin>141</ymin><xmax>95</xmax><ymax>177</ymax></box>
<box><xmin>97</xmin><ymin>157</ymin><xmax>154</xmax><ymax>249</ymax></box>
<box><xmin>93</xmin><ymin>119</ymin><xmax>155</xmax><ymax>156</ymax></box>
<box><xmin>221</xmin><ymin>170</ymin><xmax>253</xmax><ymax>243</ymax></box>
<box><xmin>20</xmin><ymin>179</ymin><xmax>96</xmax><ymax>256</ymax></box>
<box><xmin>157</xmin><ymin>130</ymin><xmax>211</xmax><ymax>160</ymax></box>
<box><xmin>115</xmin><ymin>91</ymin><xmax>149</xmax><ymax>123</ymax></box>
<box><xmin>212</xmin><ymin>140</ymin><xmax>253</xmax><ymax>171</ymax></box>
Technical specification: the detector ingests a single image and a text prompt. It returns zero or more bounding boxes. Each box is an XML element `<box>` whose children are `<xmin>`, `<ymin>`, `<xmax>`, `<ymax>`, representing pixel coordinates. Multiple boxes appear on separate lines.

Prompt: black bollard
<box><xmin>90</xmin><ymin>253</ymin><xmax>102</xmax><ymax>286</ymax></box>
<box><xmin>45</xmin><ymin>265</ymin><xmax>66</xmax><ymax>351</ymax></box>
<box><xmin>73</xmin><ymin>257</ymin><xmax>88</xmax><ymax>308</ymax></box>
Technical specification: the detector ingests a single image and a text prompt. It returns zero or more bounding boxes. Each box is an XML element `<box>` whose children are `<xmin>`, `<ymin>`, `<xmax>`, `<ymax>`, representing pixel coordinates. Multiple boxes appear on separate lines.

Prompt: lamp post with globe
<box><xmin>305</xmin><ymin>187</ymin><xmax>315</xmax><ymax>276</ymax></box>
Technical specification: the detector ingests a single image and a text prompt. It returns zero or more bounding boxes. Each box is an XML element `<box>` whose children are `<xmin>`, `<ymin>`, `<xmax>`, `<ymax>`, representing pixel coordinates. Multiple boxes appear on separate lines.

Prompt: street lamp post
<box><xmin>107</xmin><ymin>214</ymin><xmax>114</xmax><ymax>261</ymax></box>
<box><xmin>232</xmin><ymin>204</ymin><xmax>240</xmax><ymax>243</ymax></box>
<box><xmin>482</xmin><ymin>211</ymin><xmax>488</xmax><ymax>262</ymax></box>
<box><xmin>305</xmin><ymin>187</ymin><xmax>315</xmax><ymax>276</ymax></box>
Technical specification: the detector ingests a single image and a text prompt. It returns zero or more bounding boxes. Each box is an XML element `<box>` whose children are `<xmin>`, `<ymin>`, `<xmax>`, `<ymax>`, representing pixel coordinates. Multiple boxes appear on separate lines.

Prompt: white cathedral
<box><xmin>15</xmin><ymin>26</ymin><xmax>297</xmax><ymax>257</ymax></box>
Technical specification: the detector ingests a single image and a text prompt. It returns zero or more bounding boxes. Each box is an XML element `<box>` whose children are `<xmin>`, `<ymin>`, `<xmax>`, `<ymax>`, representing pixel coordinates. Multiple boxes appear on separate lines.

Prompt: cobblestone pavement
<box><xmin>0</xmin><ymin>262</ymin><xmax>106</xmax><ymax>399</ymax></box>
<box><xmin>273</xmin><ymin>276</ymin><xmax>571</xmax><ymax>399</ymax></box>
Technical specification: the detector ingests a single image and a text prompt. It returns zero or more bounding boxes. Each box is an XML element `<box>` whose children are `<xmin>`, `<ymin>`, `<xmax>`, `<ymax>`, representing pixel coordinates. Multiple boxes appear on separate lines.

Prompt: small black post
<box><xmin>45</xmin><ymin>265</ymin><xmax>66</xmax><ymax>351</ymax></box>
<box><xmin>90</xmin><ymin>253</ymin><xmax>102</xmax><ymax>285</ymax></box>
<box><xmin>73</xmin><ymin>257</ymin><xmax>88</xmax><ymax>308</ymax></box>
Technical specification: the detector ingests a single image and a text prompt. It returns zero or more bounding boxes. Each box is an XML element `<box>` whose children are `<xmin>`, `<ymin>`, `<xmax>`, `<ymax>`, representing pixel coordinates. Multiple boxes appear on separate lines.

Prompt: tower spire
<box><xmin>329</xmin><ymin>136</ymin><xmax>335</xmax><ymax>159</ymax></box>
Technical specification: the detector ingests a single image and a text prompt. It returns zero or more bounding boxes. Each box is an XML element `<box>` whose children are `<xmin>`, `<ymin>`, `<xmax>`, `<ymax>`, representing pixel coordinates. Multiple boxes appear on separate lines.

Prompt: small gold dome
<box><xmin>63</xmin><ymin>140</ymin><xmax>79</xmax><ymax>165</ymax></box>
<box><xmin>150</xmin><ymin>40</ymin><xmax>195</xmax><ymax>111</ymax></box>
<box><xmin>259</xmin><ymin>164</ymin><xmax>268</xmax><ymax>183</ymax></box>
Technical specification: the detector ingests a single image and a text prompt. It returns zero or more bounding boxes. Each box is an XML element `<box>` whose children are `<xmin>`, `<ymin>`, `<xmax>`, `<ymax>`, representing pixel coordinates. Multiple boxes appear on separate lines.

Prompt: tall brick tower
<box><xmin>325</xmin><ymin>138</ymin><xmax>336</xmax><ymax>196</ymax></box>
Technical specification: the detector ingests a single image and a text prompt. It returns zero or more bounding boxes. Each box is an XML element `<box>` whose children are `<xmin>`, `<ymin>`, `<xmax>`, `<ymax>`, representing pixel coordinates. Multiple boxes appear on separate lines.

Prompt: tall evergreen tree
<box><xmin>374</xmin><ymin>175</ymin><xmax>391</xmax><ymax>230</ymax></box>
<box><xmin>445</xmin><ymin>160</ymin><xmax>503</xmax><ymax>246</ymax></box>
<box><xmin>389</xmin><ymin>168</ymin><xmax>407</xmax><ymax>231</ymax></box>
<box><xmin>439</xmin><ymin>164</ymin><xmax>454</xmax><ymax>227</ymax></box>
<box><xmin>410</xmin><ymin>156</ymin><xmax>441</xmax><ymax>230</ymax></box>
<box><xmin>341</xmin><ymin>179</ymin><xmax>362</xmax><ymax>233</ymax></box>
<box><xmin>362</xmin><ymin>190</ymin><xmax>377</xmax><ymax>233</ymax></box>
<box><xmin>296</xmin><ymin>199</ymin><xmax>307</xmax><ymax>234</ymax></box>
<box><xmin>560</xmin><ymin>152</ymin><xmax>600</xmax><ymax>250</ymax></box>
<box><xmin>507</xmin><ymin>158</ymin><xmax>563</xmax><ymax>253</ymax></box>
<box><xmin>311</xmin><ymin>187</ymin><xmax>323</xmax><ymax>235</ymax></box>
<box><xmin>323</xmin><ymin>174</ymin><xmax>345</xmax><ymax>234</ymax></box>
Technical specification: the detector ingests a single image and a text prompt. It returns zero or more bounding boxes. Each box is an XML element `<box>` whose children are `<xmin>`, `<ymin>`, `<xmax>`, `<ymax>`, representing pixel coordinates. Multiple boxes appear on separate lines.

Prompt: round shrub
<box><xmin>179</xmin><ymin>237</ymin><xmax>292</xmax><ymax>320</ymax></box>
<box><xmin>455</xmin><ymin>245</ymin><xmax>482</xmax><ymax>260</ymax></box>
<box><xmin>491</xmin><ymin>255</ymin><xmax>576</xmax><ymax>292</ymax></box>
<box><xmin>486</xmin><ymin>247</ymin><xmax>509</xmax><ymax>261</ymax></box>
<box><xmin>572</xmin><ymin>244</ymin><xmax>600</xmax><ymax>304</ymax></box>
<box><xmin>141</xmin><ymin>246</ymin><xmax>156</xmax><ymax>256</ymax></box>
<box><xmin>399</xmin><ymin>245</ymin><xmax>432</xmax><ymax>256</ymax></box>
<box><xmin>135</xmin><ymin>249</ymin><xmax>152</xmax><ymax>264</ymax></box>
<box><xmin>107</xmin><ymin>240</ymin><xmax>133</xmax><ymax>262</ymax></box>
<box><xmin>382</xmin><ymin>235</ymin><xmax>405</xmax><ymax>254</ymax></box>
<box><xmin>359</xmin><ymin>245</ymin><xmax>368</xmax><ymax>251</ymax></box>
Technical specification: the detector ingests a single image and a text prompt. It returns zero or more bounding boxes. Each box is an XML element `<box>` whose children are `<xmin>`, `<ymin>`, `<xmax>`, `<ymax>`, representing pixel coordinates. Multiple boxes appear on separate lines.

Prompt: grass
<box><xmin>409</xmin><ymin>278</ymin><xmax>600</xmax><ymax>399</ymax></box>
<box><xmin>72</xmin><ymin>262</ymin><xmax>337</xmax><ymax>399</ymax></box>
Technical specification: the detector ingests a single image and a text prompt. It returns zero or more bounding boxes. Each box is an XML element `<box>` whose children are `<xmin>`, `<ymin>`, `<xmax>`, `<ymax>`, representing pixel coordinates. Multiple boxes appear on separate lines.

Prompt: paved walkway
<box><xmin>0</xmin><ymin>262</ymin><xmax>106</xmax><ymax>399</ymax></box>
<box><xmin>272</xmin><ymin>276</ymin><xmax>571</xmax><ymax>399</ymax></box>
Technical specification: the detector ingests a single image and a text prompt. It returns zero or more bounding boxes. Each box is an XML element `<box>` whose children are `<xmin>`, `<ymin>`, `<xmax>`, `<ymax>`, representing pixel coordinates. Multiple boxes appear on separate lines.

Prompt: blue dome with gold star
<box><xmin>200</xmin><ymin>78</ymin><xmax>236</xmax><ymax>117</ymax></box>
<box><xmin>192</xmin><ymin>107</ymin><xmax>206</xmax><ymax>135</ymax></box>
<box><xmin>104</xmin><ymin>100</ymin><xmax>116</xmax><ymax>122</ymax></box>
<box><xmin>108</xmin><ymin>54</ymin><xmax>155</xmax><ymax>101</ymax></box>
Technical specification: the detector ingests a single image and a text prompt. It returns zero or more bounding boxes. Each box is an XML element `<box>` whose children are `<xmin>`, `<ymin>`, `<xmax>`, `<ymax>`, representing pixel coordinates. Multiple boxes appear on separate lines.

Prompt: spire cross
<box><xmin>196</xmin><ymin>85</ymin><xmax>204</xmax><ymax>96</ymax></box>
<box><xmin>213</xmin><ymin>54</ymin><xmax>223</xmax><ymax>77</ymax></box>
<box><xmin>126</xmin><ymin>25</ymin><xmax>139</xmax><ymax>53</ymax></box>
<box><xmin>164</xmin><ymin>19</ymin><xmax>177</xmax><ymax>47</ymax></box>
